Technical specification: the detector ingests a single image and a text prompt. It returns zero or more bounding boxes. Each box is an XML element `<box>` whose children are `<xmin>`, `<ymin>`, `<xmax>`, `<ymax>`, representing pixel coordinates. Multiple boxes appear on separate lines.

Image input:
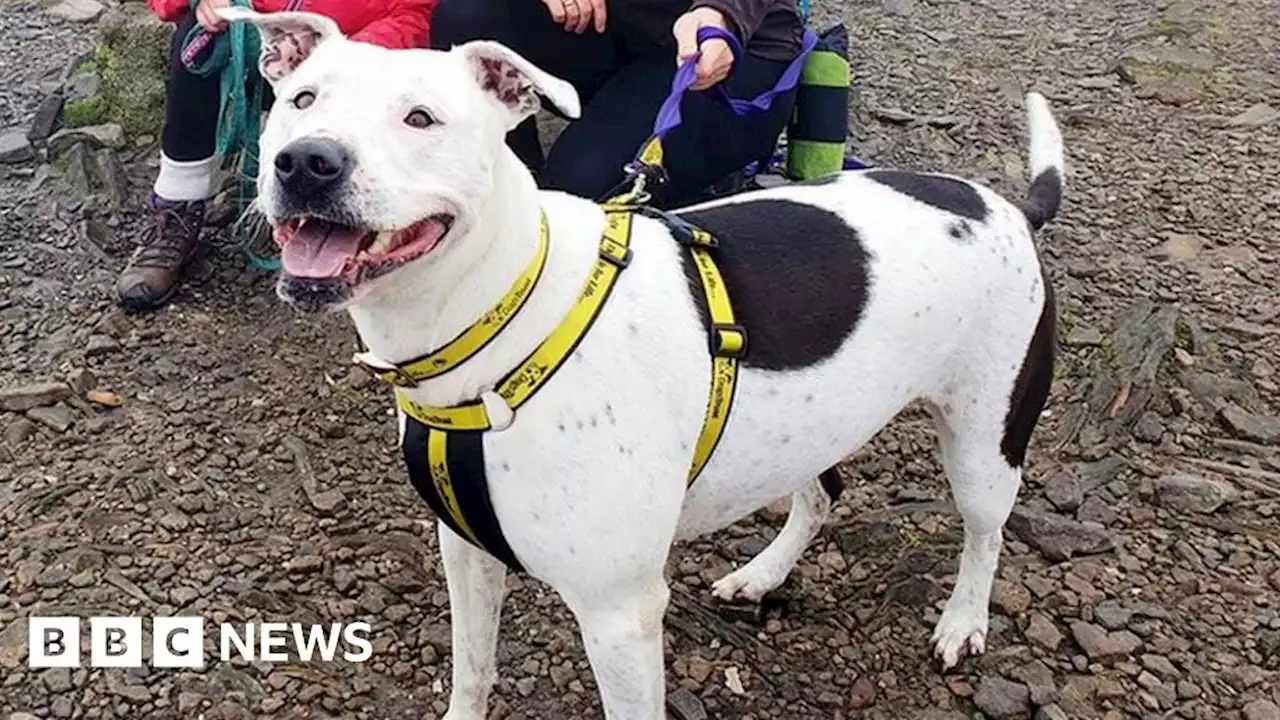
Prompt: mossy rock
<box><xmin>1148</xmin><ymin>0</ymin><xmax>1233</xmax><ymax>44</ymax></box>
<box><xmin>74</xmin><ymin>7</ymin><xmax>173</xmax><ymax>137</ymax></box>
<box><xmin>1115</xmin><ymin>42</ymin><xmax>1236</xmax><ymax>105</ymax></box>
<box><xmin>64</xmin><ymin>95</ymin><xmax>109</xmax><ymax>128</ymax></box>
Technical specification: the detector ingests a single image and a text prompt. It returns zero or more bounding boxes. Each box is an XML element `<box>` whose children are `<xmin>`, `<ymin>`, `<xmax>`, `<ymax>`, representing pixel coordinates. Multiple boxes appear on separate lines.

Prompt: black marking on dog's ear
<box><xmin>1000</xmin><ymin>265</ymin><xmax>1056</xmax><ymax>468</ymax></box>
<box><xmin>250</xmin><ymin>15</ymin><xmax>334</xmax><ymax>84</ymax></box>
<box><xmin>477</xmin><ymin>56</ymin><xmax>538</xmax><ymax>117</ymax></box>
<box><xmin>866</xmin><ymin>170</ymin><xmax>989</xmax><ymax>222</ymax></box>
<box><xmin>676</xmin><ymin>199</ymin><xmax>871</xmax><ymax>371</ymax></box>
<box><xmin>819</xmin><ymin>468</ymin><xmax>844</xmax><ymax>503</ymax></box>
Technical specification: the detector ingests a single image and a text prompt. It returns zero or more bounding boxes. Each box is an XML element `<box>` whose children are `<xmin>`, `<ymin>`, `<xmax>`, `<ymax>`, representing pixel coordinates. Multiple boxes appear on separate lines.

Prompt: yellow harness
<box><xmin>363</xmin><ymin>200</ymin><xmax>743</xmax><ymax>569</ymax></box>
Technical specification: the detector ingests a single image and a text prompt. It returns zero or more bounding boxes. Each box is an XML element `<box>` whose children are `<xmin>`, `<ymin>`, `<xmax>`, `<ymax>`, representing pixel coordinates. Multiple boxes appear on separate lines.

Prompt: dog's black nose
<box><xmin>274</xmin><ymin>137</ymin><xmax>352</xmax><ymax>195</ymax></box>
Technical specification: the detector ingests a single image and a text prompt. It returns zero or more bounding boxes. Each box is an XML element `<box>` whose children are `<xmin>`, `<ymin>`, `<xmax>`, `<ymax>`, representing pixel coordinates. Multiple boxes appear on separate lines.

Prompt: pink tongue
<box><xmin>281</xmin><ymin>223</ymin><xmax>368</xmax><ymax>279</ymax></box>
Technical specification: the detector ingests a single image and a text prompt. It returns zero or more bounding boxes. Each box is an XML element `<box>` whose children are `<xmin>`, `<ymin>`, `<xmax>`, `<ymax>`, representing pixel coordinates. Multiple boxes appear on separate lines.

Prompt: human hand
<box><xmin>196</xmin><ymin>0</ymin><xmax>231</xmax><ymax>32</ymax></box>
<box><xmin>541</xmin><ymin>0</ymin><xmax>607</xmax><ymax>34</ymax></box>
<box><xmin>672</xmin><ymin>7</ymin><xmax>734</xmax><ymax>90</ymax></box>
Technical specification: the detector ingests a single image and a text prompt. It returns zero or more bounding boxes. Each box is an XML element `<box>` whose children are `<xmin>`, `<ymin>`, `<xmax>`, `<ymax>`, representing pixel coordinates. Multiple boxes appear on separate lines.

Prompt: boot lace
<box><xmin>131</xmin><ymin>204</ymin><xmax>200</xmax><ymax>269</ymax></box>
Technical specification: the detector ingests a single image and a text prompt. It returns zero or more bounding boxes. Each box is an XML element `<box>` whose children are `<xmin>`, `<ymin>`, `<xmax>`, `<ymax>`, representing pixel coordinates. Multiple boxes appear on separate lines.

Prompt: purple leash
<box><xmin>605</xmin><ymin>25</ymin><xmax>819</xmax><ymax>204</ymax></box>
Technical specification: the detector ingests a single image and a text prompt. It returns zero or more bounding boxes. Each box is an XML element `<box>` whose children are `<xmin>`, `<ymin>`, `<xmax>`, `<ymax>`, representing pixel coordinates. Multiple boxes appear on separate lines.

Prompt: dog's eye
<box><xmin>293</xmin><ymin>90</ymin><xmax>316</xmax><ymax>109</ymax></box>
<box><xmin>404</xmin><ymin>109</ymin><xmax>436</xmax><ymax>129</ymax></box>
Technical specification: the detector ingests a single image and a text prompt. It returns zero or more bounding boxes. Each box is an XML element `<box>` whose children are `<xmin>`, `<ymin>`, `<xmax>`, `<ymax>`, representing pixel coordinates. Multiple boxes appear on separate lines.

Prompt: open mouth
<box><xmin>273</xmin><ymin>214</ymin><xmax>454</xmax><ymax>284</ymax></box>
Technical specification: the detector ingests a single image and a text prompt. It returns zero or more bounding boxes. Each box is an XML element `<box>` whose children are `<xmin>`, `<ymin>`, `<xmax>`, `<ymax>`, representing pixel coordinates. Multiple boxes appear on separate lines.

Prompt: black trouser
<box><xmin>162</xmin><ymin>10</ymin><xmax>274</xmax><ymax>162</ymax></box>
<box><xmin>430</xmin><ymin>0</ymin><xmax>799</xmax><ymax>209</ymax></box>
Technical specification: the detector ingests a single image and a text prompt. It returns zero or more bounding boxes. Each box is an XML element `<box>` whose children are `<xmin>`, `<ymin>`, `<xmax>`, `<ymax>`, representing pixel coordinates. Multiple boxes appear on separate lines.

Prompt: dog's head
<box><xmin>220</xmin><ymin>8</ymin><xmax>580</xmax><ymax>312</ymax></box>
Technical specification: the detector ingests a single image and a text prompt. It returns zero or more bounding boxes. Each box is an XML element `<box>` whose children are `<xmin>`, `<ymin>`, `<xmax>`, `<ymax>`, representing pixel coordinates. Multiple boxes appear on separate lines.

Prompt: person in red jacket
<box><xmin>118</xmin><ymin>0</ymin><xmax>436</xmax><ymax>313</ymax></box>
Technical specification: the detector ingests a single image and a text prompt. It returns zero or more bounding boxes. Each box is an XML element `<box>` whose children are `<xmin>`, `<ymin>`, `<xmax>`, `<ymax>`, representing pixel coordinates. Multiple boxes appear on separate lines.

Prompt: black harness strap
<box><xmin>402</xmin><ymin>416</ymin><xmax>526</xmax><ymax>572</ymax></box>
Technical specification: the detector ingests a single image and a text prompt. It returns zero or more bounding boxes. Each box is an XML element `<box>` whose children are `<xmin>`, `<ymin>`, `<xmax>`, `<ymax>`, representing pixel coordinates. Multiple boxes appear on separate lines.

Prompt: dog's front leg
<box><xmin>566</xmin><ymin>578</ymin><xmax>670</xmax><ymax>720</ymax></box>
<box><xmin>439</xmin><ymin>522</ymin><xmax>508</xmax><ymax>720</ymax></box>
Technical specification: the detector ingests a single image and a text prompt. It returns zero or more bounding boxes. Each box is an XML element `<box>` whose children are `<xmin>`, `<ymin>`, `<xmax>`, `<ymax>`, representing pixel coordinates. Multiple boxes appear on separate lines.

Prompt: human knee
<box><xmin>430</xmin><ymin>0</ymin><xmax>508</xmax><ymax>48</ymax></box>
<box><xmin>539</xmin><ymin>152</ymin><xmax>622</xmax><ymax>201</ymax></box>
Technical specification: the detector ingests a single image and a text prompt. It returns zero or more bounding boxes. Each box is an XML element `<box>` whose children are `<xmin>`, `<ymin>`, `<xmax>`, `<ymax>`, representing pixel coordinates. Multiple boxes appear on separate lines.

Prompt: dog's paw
<box><xmin>931</xmin><ymin>607</ymin><xmax>988</xmax><ymax>671</ymax></box>
<box><xmin>711</xmin><ymin>564</ymin><xmax>784</xmax><ymax>604</ymax></box>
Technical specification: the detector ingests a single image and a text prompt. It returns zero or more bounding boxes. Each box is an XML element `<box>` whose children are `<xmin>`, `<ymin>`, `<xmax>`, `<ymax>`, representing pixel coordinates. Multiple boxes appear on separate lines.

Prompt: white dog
<box><xmin>221</xmin><ymin>8</ymin><xmax>1064</xmax><ymax>719</ymax></box>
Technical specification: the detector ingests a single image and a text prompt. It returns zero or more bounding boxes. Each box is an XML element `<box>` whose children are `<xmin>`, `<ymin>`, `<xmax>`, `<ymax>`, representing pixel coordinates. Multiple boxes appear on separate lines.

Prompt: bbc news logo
<box><xmin>28</xmin><ymin>617</ymin><xmax>373</xmax><ymax>668</ymax></box>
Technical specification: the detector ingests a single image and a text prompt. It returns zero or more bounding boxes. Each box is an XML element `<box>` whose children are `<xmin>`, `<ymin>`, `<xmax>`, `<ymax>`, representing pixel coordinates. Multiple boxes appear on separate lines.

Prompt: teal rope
<box><xmin>180</xmin><ymin>0</ymin><xmax>279</xmax><ymax>271</ymax></box>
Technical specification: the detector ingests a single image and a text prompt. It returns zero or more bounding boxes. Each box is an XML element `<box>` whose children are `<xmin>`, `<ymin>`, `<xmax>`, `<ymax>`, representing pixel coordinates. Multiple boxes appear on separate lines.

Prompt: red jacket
<box><xmin>148</xmin><ymin>0</ymin><xmax>436</xmax><ymax>49</ymax></box>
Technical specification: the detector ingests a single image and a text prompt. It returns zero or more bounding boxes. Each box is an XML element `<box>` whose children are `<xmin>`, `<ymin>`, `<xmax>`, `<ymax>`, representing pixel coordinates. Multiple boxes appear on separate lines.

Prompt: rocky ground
<box><xmin>3</xmin><ymin>0</ymin><xmax>1280</xmax><ymax>718</ymax></box>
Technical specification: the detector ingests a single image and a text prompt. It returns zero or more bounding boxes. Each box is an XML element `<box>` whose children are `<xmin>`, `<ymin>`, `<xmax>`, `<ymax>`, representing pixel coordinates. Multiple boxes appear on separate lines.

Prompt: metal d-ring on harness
<box><xmin>358</xmin><ymin>26</ymin><xmax>817</xmax><ymax>573</ymax></box>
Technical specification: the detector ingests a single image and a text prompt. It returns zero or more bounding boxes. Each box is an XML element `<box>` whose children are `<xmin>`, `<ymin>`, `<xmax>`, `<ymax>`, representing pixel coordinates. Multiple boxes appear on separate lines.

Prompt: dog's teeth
<box><xmin>370</xmin><ymin>231</ymin><xmax>395</xmax><ymax>255</ymax></box>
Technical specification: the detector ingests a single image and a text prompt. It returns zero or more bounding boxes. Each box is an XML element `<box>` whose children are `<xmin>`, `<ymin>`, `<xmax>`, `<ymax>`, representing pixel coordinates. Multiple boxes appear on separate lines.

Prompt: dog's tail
<box><xmin>1021</xmin><ymin>92</ymin><xmax>1064</xmax><ymax>232</ymax></box>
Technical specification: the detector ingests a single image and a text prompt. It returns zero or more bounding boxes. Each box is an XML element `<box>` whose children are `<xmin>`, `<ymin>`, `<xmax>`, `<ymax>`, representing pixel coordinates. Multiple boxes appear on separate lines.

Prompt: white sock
<box><xmin>154</xmin><ymin>154</ymin><xmax>218</xmax><ymax>202</ymax></box>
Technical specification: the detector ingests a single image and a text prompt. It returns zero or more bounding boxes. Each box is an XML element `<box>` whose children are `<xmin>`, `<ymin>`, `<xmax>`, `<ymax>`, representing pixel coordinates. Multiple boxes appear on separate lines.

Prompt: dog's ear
<box><xmin>454</xmin><ymin>41</ymin><xmax>581</xmax><ymax>129</ymax></box>
<box><xmin>216</xmin><ymin>8</ymin><xmax>343</xmax><ymax>86</ymax></box>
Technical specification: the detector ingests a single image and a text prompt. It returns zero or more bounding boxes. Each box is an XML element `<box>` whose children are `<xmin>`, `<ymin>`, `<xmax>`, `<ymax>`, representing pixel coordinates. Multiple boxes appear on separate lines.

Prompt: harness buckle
<box><xmin>710</xmin><ymin>323</ymin><xmax>748</xmax><ymax>359</ymax></box>
<box><xmin>599</xmin><ymin>236</ymin><xmax>633</xmax><ymax>269</ymax></box>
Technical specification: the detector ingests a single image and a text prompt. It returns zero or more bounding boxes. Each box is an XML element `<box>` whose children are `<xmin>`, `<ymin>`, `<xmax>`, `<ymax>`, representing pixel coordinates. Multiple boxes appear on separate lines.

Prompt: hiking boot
<box><xmin>116</xmin><ymin>195</ymin><xmax>206</xmax><ymax>312</ymax></box>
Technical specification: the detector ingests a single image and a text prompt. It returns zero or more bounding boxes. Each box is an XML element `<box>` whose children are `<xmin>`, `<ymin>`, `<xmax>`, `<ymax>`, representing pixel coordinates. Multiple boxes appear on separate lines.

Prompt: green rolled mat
<box><xmin>785</xmin><ymin>24</ymin><xmax>851</xmax><ymax>181</ymax></box>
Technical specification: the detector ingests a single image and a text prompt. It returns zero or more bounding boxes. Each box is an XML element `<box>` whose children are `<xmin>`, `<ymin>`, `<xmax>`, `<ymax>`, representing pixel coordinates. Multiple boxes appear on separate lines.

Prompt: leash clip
<box><xmin>621</xmin><ymin>161</ymin><xmax>669</xmax><ymax>206</ymax></box>
<box><xmin>620</xmin><ymin>164</ymin><xmax>651</xmax><ymax>205</ymax></box>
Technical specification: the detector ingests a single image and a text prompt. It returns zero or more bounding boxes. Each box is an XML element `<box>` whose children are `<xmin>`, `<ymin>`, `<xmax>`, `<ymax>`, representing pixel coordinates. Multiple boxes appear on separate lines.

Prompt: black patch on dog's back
<box><xmin>866</xmin><ymin>170</ymin><xmax>989</xmax><ymax>222</ymax></box>
<box><xmin>676</xmin><ymin>199</ymin><xmax>871</xmax><ymax>371</ymax></box>
<box><xmin>1000</xmin><ymin>265</ymin><xmax>1057</xmax><ymax>468</ymax></box>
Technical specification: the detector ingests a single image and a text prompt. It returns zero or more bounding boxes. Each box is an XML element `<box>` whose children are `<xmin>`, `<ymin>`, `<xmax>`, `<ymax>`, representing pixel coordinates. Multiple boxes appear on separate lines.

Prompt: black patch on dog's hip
<box><xmin>865</xmin><ymin>170</ymin><xmax>990</xmax><ymax>222</ymax></box>
<box><xmin>676</xmin><ymin>199</ymin><xmax>872</xmax><ymax>371</ymax></box>
<box><xmin>1000</xmin><ymin>265</ymin><xmax>1056</xmax><ymax>468</ymax></box>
